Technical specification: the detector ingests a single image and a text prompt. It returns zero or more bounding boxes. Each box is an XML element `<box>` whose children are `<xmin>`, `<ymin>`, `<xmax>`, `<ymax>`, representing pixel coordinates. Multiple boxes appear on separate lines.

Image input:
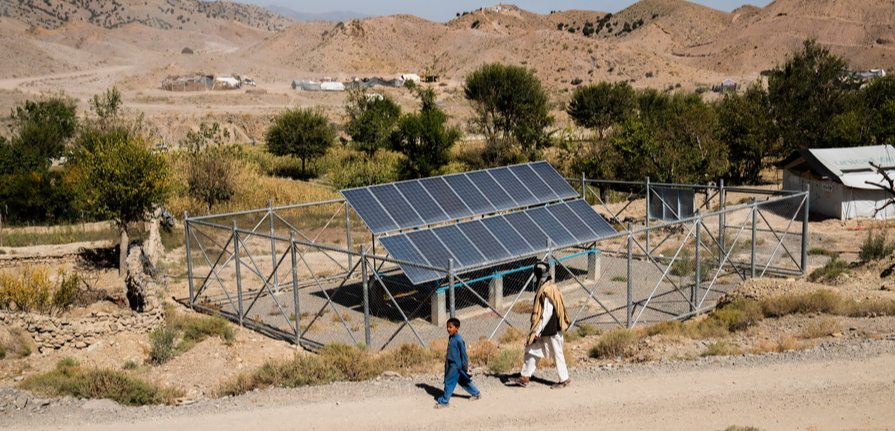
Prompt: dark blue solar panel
<box><xmin>510</xmin><ymin>164</ymin><xmax>559</xmax><ymax>202</ymax></box>
<box><xmin>505</xmin><ymin>211</ymin><xmax>549</xmax><ymax>252</ymax></box>
<box><xmin>369</xmin><ymin>184</ymin><xmax>424</xmax><ymax>229</ymax></box>
<box><xmin>530</xmin><ymin>161</ymin><xmax>579</xmax><ymax>200</ymax></box>
<box><xmin>341</xmin><ymin>188</ymin><xmax>398</xmax><ymax>234</ymax></box>
<box><xmin>406</xmin><ymin>229</ymin><xmax>457</xmax><ymax>270</ymax></box>
<box><xmin>420</xmin><ymin>177</ymin><xmax>473</xmax><ymax>220</ymax></box>
<box><xmin>547</xmin><ymin>203</ymin><xmax>599</xmax><ymax>243</ymax></box>
<box><xmin>394</xmin><ymin>181</ymin><xmax>451</xmax><ymax>225</ymax></box>
<box><xmin>379</xmin><ymin>235</ymin><xmax>444</xmax><ymax>284</ymax></box>
<box><xmin>444</xmin><ymin>174</ymin><xmax>495</xmax><ymax>214</ymax></box>
<box><xmin>481</xmin><ymin>216</ymin><xmax>534</xmax><ymax>256</ymax></box>
<box><xmin>527</xmin><ymin>207</ymin><xmax>577</xmax><ymax>248</ymax></box>
<box><xmin>567</xmin><ymin>200</ymin><xmax>617</xmax><ymax>238</ymax></box>
<box><xmin>466</xmin><ymin>170</ymin><xmax>517</xmax><ymax>211</ymax></box>
<box><xmin>489</xmin><ymin>168</ymin><xmax>539</xmax><ymax>207</ymax></box>
<box><xmin>434</xmin><ymin>225</ymin><xmax>487</xmax><ymax>268</ymax></box>
<box><xmin>458</xmin><ymin>221</ymin><xmax>512</xmax><ymax>262</ymax></box>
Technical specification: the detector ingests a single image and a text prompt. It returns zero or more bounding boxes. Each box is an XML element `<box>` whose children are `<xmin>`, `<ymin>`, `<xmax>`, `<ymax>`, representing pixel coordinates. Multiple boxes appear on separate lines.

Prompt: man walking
<box><xmin>507</xmin><ymin>261</ymin><xmax>572</xmax><ymax>389</ymax></box>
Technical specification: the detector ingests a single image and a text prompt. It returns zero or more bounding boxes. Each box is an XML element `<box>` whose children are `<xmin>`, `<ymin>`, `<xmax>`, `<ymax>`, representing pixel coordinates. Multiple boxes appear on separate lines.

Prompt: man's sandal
<box><xmin>506</xmin><ymin>376</ymin><xmax>529</xmax><ymax>387</ymax></box>
<box><xmin>551</xmin><ymin>379</ymin><xmax>571</xmax><ymax>389</ymax></box>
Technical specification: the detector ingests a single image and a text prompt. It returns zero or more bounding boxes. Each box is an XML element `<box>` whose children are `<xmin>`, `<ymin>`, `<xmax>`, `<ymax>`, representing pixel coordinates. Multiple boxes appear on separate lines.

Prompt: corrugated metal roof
<box><xmin>783</xmin><ymin>145</ymin><xmax>895</xmax><ymax>190</ymax></box>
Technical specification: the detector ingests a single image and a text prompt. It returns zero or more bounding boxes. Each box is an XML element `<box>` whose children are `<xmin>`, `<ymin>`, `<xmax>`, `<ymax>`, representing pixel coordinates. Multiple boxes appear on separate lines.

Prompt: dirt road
<box><xmin>6</xmin><ymin>338</ymin><xmax>893</xmax><ymax>431</ymax></box>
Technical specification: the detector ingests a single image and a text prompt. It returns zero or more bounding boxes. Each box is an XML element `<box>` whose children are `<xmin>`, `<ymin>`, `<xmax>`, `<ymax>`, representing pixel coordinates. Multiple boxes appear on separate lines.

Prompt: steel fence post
<box><xmin>719</xmin><ymin>179</ymin><xmax>726</xmax><ymax>260</ymax></box>
<box><xmin>801</xmin><ymin>185</ymin><xmax>810</xmax><ymax>278</ymax></box>
<box><xmin>581</xmin><ymin>172</ymin><xmax>586</xmax><ymax>200</ymax></box>
<box><xmin>269</xmin><ymin>200</ymin><xmax>278</xmax><ymax>291</ymax></box>
<box><xmin>290</xmin><ymin>231</ymin><xmax>300</xmax><ymax>344</ymax></box>
<box><xmin>548</xmin><ymin>238</ymin><xmax>555</xmax><ymax>282</ymax></box>
<box><xmin>233</xmin><ymin>221</ymin><xmax>244</xmax><ymax>326</ymax></box>
<box><xmin>627</xmin><ymin>222</ymin><xmax>633</xmax><ymax>329</ymax></box>
<box><xmin>184</xmin><ymin>211</ymin><xmax>194</xmax><ymax>310</ymax></box>
<box><xmin>346</xmin><ymin>201</ymin><xmax>353</xmax><ymax>270</ymax></box>
<box><xmin>751</xmin><ymin>198</ymin><xmax>757</xmax><ymax>279</ymax></box>
<box><xmin>694</xmin><ymin>210</ymin><xmax>701</xmax><ymax>313</ymax></box>
<box><xmin>645</xmin><ymin>176</ymin><xmax>650</xmax><ymax>254</ymax></box>
<box><xmin>361</xmin><ymin>245</ymin><xmax>371</xmax><ymax>346</ymax></box>
<box><xmin>449</xmin><ymin>259</ymin><xmax>456</xmax><ymax>319</ymax></box>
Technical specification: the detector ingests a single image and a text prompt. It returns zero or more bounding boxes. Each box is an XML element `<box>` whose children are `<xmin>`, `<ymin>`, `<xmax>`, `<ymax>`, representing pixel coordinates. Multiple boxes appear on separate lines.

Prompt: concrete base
<box><xmin>431</xmin><ymin>289</ymin><xmax>447</xmax><ymax>326</ymax></box>
<box><xmin>587</xmin><ymin>250</ymin><xmax>601</xmax><ymax>281</ymax></box>
<box><xmin>488</xmin><ymin>275</ymin><xmax>504</xmax><ymax>309</ymax></box>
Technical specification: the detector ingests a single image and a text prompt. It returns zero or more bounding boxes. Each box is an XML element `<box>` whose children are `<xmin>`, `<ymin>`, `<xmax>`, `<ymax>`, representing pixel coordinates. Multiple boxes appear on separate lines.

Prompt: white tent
<box><xmin>781</xmin><ymin>145</ymin><xmax>895</xmax><ymax>220</ymax></box>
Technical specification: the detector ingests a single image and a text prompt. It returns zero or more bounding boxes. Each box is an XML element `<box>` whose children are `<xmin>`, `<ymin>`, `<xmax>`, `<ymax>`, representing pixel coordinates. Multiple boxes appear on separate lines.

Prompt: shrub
<box><xmin>56</xmin><ymin>357</ymin><xmax>80</xmax><ymax>368</ymax></box>
<box><xmin>808</xmin><ymin>247</ymin><xmax>838</xmax><ymax>258</ymax></box>
<box><xmin>760</xmin><ymin>290</ymin><xmax>845</xmax><ymax>317</ymax></box>
<box><xmin>148</xmin><ymin>326</ymin><xmax>176</xmax><ymax>365</ymax></box>
<box><xmin>589</xmin><ymin>328</ymin><xmax>638</xmax><ymax>359</ymax></box>
<box><xmin>859</xmin><ymin>230</ymin><xmax>895</xmax><ymax>262</ymax></box>
<box><xmin>181</xmin><ymin>47</ymin><xmax>193</xmax><ymax>54</ymax></box>
<box><xmin>19</xmin><ymin>366</ymin><xmax>183</xmax><ymax>406</ymax></box>
<box><xmin>702</xmin><ymin>340</ymin><xmax>741</xmax><ymax>357</ymax></box>
<box><xmin>808</xmin><ymin>258</ymin><xmax>850</xmax><ymax>282</ymax></box>
<box><xmin>320</xmin><ymin>343</ymin><xmax>382</xmax><ymax>381</ymax></box>
<box><xmin>489</xmin><ymin>349</ymin><xmax>522</xmax><ymax>374</ymax></box>
<box><xmin>498</xmin><ymin>327</ymin><xmax>524</xmax><ymax>344</ymax></box>
<box><xmin>711</xmin><ymin>300</ymin><xmax>763</xmax><ymax>331</ymax></box>
<box><xmin>380</xmin><ymin>343</ymin><xmax>439</xmax><ymax>372</ymax></box>
<box><xmin>178</xmin><ymin>314</ymin><xmax>235</xmax><ymax>351</ymax></box>
<box><xmin>0</xmin><ymin>267</ymin><xmax>82</xmax><ymax>314</ymax></box>
<box><xmin>122</xmin><ymin>360</ymin><xmax>139</xmax><ymax>370</ymax></box>
<box><xmin>467</xmin><ymin>339</ymin><xmax>498</xmax><ymax>368</ymax></box>
<box><xmin>0</xmin><ymin>345</ymin><xmax>5</xmax><ymax>360</ymax></box>
<box><xmin>799</xmin><ymin>317</ymin><xmax>840</xmax><ymax>338</ymax></box>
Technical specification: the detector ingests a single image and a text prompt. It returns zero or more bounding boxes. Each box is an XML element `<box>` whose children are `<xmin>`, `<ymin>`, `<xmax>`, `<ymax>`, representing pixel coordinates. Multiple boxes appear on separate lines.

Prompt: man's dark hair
<box><xmin>447</xmin><ymin>317</ymin><xmax>461</xmax><ymax>327</ymax></box>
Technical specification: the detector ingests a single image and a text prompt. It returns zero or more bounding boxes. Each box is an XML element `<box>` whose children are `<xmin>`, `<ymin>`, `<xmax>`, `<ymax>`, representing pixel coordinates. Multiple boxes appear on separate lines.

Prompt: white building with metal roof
<box><xmin>781</xmin><ymin>145</ymin><xmax>895</xmax><ymax>220</ymax></box>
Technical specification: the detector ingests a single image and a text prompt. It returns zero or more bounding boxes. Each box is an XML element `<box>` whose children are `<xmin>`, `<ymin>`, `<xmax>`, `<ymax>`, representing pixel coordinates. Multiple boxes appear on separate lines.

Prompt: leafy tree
<box><xmin>344</xmin><ymin>88</ymin><xmax>401</xmax><ymax>158</ymax></box>
<box><xmin>69</xmin><ymin>134</ymin><xmax>171</xmax><ymax>277</ymax></box>
<box><xmin>390</xmin><ymin>87</ymin><xmax>461</xmax><ymax>180</ymax></box>
<box><xmin>768</xmin><ymin>39</ymin><xmax>850</xmax><ymax>153</ymax></box>
<box><xmin>464</xmin><ymin>63</ymin><xmax>554</xmax><ymax>161</ymax></box>
<box><xmin>856</xmin><ymin>75</ymin><xmax>895</xmax><ymax>146</ymax></box>
<box><xmin>717</xmin><ymin>81</ymin><xmax>778</xmax><ymax>184</ymax></box>
<box><xmin>265</xmin><ymin>108</ymin><xmax>335</xmax><ymax>174</ymax></box>
<box><xmin>180</xmin><ymin>122</ymin><xmax>241</xmax><ymax>214</ymax></box>
<box><xmin>567</xmin><ymin>81</ymin><xmax>636</xmax><ymax>138</ymax></box>
<box><xmin>89</xmin><ymin>87</ymin><xmax>123</xmax><ymax>127</ymax></box>
<box><xmin>7</xmin><ymin>95</ymin><xmax>78</xmax><ymax>170</ymax></box>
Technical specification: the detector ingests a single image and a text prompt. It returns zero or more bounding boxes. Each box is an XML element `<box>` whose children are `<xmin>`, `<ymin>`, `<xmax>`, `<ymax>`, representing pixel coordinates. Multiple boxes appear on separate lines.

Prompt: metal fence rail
<box><xmin>181</xmin><ymin>180</ymin><xmax>810</xmax><ymax>351</ymax></box>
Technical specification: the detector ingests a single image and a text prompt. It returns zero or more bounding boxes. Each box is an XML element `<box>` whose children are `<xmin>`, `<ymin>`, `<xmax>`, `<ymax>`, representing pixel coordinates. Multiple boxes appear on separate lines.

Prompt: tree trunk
<box><xmin>119</xmin><ymin>223</ymin><xmax>129</xmax><ymax>278</ymax></box>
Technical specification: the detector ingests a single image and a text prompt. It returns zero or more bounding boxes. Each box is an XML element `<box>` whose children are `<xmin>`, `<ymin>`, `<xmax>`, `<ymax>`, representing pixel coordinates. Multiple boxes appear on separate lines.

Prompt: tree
<box><xmin>768</xmin><ymin>39</ymin><xmax>850</xmax><ymax>153</ymax></box>
<box><xmin>70</xmin><ymin>134</ymin><xmax>171</xmax><ymax>277</ymax></box>
<box><xmin>5</xmin><ymin>95</ymin><xmax>78</xmax><ymax>173</ymax></box>
<box><xmin>566</xmin><ymin>81</ymin><xmax>636</xmax><ymax>138</ymax></box>
<box><xmin>464</xmin><ymin>63</ymin><xmax>554</xmax><ymax>160</ymax></box>
<box><xmin>181</xmin><ymin>122</ymin><xmax>241</xmax><ymax>214</ymax></box>
<box><xmin>265</xmin><ymin>108</ymin><xmax>335</xmax><ymax>174</ymax></box>
<box><xmin>344</xmin><ymin>88</ymin><xmax>401</xmax><ymax>158</ymax></box>
<box><xmin>390</xmin><ymin>87</ymin><xmax>461</xmax><ymax>180</ymax></box>
<box><xmin>717</xmin><ymin>81</ymin><xmax>778</xmax><ymax>184</ymax></box>
<box><xmin>857</xmin><ymin>75</ymin><xmax>895</xmax><ymax>146</ymax></box>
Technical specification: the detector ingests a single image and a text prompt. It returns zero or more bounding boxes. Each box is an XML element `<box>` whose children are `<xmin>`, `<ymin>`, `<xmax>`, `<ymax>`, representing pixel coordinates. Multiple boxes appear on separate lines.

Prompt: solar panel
<box><xmin>378</xmin><ymin>199</ymin><xmax>617</xmax><ymax>285</ymax></box>
<box><xmin>530</xmin><ymin>161</ymin><xmax>579</xmax><ymax>199</ymax></box>
<box><xmin>443</xmin><ymin>174</ymin><xmax>495</xmax><ymax>214</ymax></box>
<box><xmin>378</xmin><ymin>234</ymin><xmax>444</xmax><ymax>284</ymax></box>
<box><xmin>489</xmin><ymin>168</ymin><xmax>539</xmax><ymax>207</ymax></box>
<box><xmin>526</xmin><ymin>207</ymin><xmax>577</xmax><ymax>248</ymax></box>
<box><xmin>394</xmin><ymin>181</ymin><xmax>451</xmax><ymax>225</ymax></box>
<box><xmin>434</xmin><ymin>225</ymin><xmax>487</xmax><ymax>268</ymax></box>
<box><xmin>341</xmin><ymin>188</ymin><xmax>398</xmax><ymax>234</ymax></box>
<box><xmin>466</xmin><ymin>170</ymin><xmax>517</xmax><ymax>211</ymax></box>
<box><xmin>509</xmin><ymin>164</ymin><xmax>559</xmax><ymax>202</ymax></box>
<box><xmin>343</xmin><ymin>162</ymin><xmax>577</xmax><ymax>235</ymax></box>
<box><xmin>505</xmin><ymin>211</ymin><xmax>550</xmax><ymax>252</ymax></box>
<box><xmin>406</xmin><ymin>229</ymin><xmax>457</xmax><ymax>271</ymax></box>
<box><xmin>547</xmin><ymin>203</ymin><xmax>599</xmax><ymax>243</ymax></box>
<box><xmin>368</xmin><ymin>184</ymin><xmax>424</xmax><ymax>229</ymax></box>
<box><xmin>420</xmin><ymin>177</ymin><xmax>473</xmax><ymax>221</ymax></box>
<box><xmin>567</xmin><ymin>200</ymin><xmax>617</xmax><ymax>238</ymax></box>
<box><xmin>458</xmin><ymin>221</ymin><xmax>512</xmax><ymax>262</ymax></box>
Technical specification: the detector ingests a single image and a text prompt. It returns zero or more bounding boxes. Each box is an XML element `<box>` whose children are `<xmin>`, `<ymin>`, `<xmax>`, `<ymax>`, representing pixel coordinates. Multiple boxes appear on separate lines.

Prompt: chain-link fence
<box><xmin>182</xmin><ymin>181</ymin><xmax>810</xmax><ymax>351</ymax></box>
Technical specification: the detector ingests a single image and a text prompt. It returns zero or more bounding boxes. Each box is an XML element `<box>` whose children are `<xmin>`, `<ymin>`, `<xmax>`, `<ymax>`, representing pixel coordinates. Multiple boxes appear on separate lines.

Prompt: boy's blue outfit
<box><xmin>436</xmin><ymin>333</ymin><xmax>480</xmax><ymax>406</ymax></box>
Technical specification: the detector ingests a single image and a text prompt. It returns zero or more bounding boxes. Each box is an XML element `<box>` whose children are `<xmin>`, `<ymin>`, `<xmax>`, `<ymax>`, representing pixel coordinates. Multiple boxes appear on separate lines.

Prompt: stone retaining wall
<box><xmin>0</xmin><ymin>244</ymin><xmax>164</xmax><ymax>354</ymax></box>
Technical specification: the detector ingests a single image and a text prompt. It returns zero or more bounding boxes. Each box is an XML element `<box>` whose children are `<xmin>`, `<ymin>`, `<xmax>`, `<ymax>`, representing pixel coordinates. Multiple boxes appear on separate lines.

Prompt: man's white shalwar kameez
<box><xmin>520</xmin><ymin>297</ymin><xmax>569</xmax><ymax>381</ymax></box>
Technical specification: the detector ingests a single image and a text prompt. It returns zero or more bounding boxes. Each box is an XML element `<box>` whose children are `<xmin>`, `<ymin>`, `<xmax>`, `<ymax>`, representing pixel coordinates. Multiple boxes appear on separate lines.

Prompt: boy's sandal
<box><xmin>551</xmin><ymin>379</ymin><xmax>571</xmax><ymax>389</ymax></box>
<box><xmin>469</xmin><ymin>394</ymin><xmax>482</xmax><ymax>401</ymax></box>
<box><xmin>434</xmin><ymin>403</ymin><xmax>450</xmax><ymax>409</ymax></box>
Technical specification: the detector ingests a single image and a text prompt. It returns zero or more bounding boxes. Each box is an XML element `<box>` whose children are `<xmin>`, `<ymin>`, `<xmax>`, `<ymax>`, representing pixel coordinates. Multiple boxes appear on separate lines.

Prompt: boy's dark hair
<box><xmin>447</xmin><ymin>317</ymin><xmax>461</xmax><ymax>328</ymax></box>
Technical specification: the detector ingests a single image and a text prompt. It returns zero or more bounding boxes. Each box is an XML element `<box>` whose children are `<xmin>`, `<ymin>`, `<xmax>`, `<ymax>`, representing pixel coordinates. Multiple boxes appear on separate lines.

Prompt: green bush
<box><xmin>0</xmin><ymin>345</ymin><xmax>6</xmax><ymax>360</ymax></box>
<box><xmin>178</xmin><ymin>314</ymin><xmax>235</xmax><ymax>351</ymax></box>
<box><xmin>320</xmin><ymin>342</ymin><xmax>382</xmax><ymax>381</ymax></box>
<box><xmin>859</xmin><ymin>230</ymin><xmax>895</xmax><ymax>262</ymax></box>
<box><xmin>760</xmin><ymin>290</ymin><xmax>845</xmax><ymax>317</ymax></box>
<box><xmin>808</xmin><ymin>258</ymin><xmax>850</xmax><ymax>282</ymax></box>
<box><xmin>702</xmin><ymin>340</ymin><xmax>741</xmax><ymax>357</ymax></box>
<box><xmin>19</xmin><ymin>366</ymin><xmax>183</xmax><ymax>406</ymax></box>
<box><xmin>488</xmin><ymin>349</ymin><xmax>522</xmax><ymax>374</ymax></box>
<box><xmin>149</xmin><ymin>326</ymin><xmax>176</xmax><ymax>365</ymax></box>
<box><xmin>56</xmin><ymin>357</ymin><xmax>80</xmax><ymax>368</ymax></box>
<box><xmin>711</xmin><ymin>299</ymin><xmax>763</xmax><ymax>331</ymax></box>
<box><xmin>589</xmin><ymin>328</ymin><xmax>639</xmax><ymax>359</ymax></box>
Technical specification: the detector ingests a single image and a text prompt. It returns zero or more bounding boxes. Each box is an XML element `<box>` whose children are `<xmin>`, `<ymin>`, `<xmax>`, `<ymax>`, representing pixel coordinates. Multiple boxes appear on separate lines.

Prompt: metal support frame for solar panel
<box><xmin>379</xmin><ymin>200</ymin><xmax>618</xmax><ymax>285</ymax></box>
<box><xmin>341</xmin><ymin>161</ymin><xmax>579</xmax><ymax>235</ymax></box>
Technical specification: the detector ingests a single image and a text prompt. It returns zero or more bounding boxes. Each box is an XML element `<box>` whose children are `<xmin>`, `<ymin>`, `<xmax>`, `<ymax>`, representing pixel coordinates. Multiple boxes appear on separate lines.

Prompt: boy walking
<box><xmin>435</xmin><ymin>317</ymin><xmax>481</xmax><ymax>408</ymax></box>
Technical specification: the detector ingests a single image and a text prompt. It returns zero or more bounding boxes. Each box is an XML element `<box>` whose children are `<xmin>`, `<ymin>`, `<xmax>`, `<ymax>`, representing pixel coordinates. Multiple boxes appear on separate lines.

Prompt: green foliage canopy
<box><xmin>566</xmin><ymin>81</ymin><xmax>636</xmax><ymax>137</ymax></box>
<box><xmin>344</xmin><ymin>88</ymin><xmax>402</xmax><ymax>158</ymax></box>
<box><xmin>265</xmin><ymin>108</ymin><xmax>335</xmax><ymax>174</ymax></box>
<box><xmin>390</xmin><ymin>87</ymin><xmax>460</xmax><ymax>180</ymax></box>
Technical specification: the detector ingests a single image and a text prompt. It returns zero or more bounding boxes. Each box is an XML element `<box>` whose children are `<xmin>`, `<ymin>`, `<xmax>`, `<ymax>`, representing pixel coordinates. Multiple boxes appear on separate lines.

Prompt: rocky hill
<box><xmin>0</xmin><ymin>0</ymin><xmax>294</xmax><ymax>32</ymax></box>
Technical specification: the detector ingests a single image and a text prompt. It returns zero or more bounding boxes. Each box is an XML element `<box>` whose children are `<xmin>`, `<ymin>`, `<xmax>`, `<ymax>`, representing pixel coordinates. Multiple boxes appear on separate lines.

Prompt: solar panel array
<box><xmin>379</xmin><ymin>200</ymin><xmax>617</xmax><ymax>285</ymax></box>
<box><xmin>342</xmin><ymin>161</ymin><xmax>579</xmax><ymax>235</ymax></box>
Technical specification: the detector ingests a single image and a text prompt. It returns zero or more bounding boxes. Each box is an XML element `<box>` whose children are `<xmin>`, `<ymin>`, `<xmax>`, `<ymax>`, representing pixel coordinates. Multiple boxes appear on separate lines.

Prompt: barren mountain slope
<box><xmin>676</xmin><ymin>0</ymin><xmax>895</xmax><ymax>74</ymax></box>
<box><xmin>0</xmin><ymin>0</ymin><xmax>294</xmax><ymax>32</ymax></box>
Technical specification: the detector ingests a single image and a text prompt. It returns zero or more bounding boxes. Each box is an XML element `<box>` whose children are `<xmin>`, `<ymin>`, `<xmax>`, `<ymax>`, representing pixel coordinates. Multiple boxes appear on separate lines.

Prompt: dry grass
<box><xmin>589</xmin><ymin>328</ymin><xmax>639</xmax><ymax>359</ymax></box>
<box><xmin>702</xmin><ymin>340</ymin><xmax>742</xmax><ymax>357</ymax></box>
<box><xmin>750</xmin><ymin>336</ymin><xmax>810</xmax><ymax>354</ymax></box>
<box><xmin>19</xmin><ymin>362</ymin><xmax>183</xmax><ymax>406</ymax></box>
<box><xmin>799</xmin><ymin>317</ymin><xmax>841</xmax><ymax>339</ymax></box>
<box><xmin>467</xmin><ymin>338</ymin><xmax>499</xmax><ymax>368</ymax></box>
<box><xmin>498</xmin><ymin>326</ymin><xmax>525</xmax><ymax>344</ymax></box>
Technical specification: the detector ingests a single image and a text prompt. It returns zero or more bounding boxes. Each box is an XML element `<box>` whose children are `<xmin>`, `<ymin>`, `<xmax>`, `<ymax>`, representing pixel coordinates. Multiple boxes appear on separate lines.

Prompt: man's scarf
<box><xmin>527</xmin><ymin>282</ymin><xmax>571</xmax><ymax>345</ymax></box>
